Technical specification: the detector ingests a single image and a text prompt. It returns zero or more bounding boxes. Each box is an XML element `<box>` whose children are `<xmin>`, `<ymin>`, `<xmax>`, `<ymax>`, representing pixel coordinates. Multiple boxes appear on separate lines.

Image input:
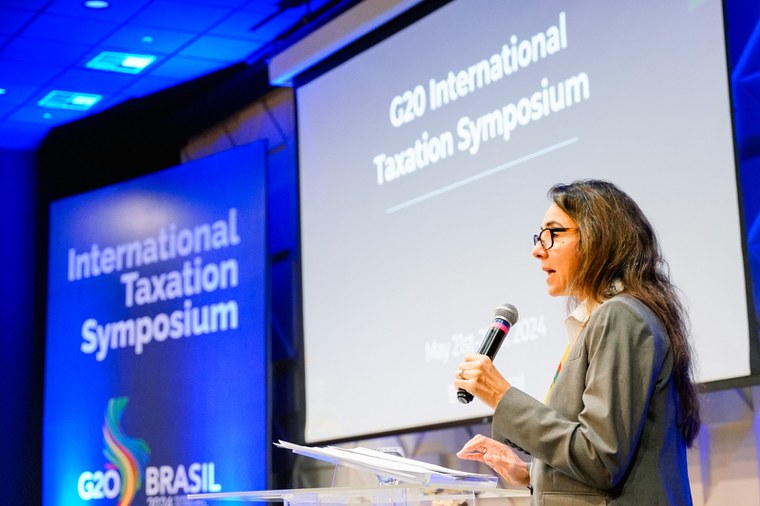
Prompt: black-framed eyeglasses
<box><xmin>533</xmin><ymin>227</ymin><xmax>577</xmax><ymax>250</ymax></box>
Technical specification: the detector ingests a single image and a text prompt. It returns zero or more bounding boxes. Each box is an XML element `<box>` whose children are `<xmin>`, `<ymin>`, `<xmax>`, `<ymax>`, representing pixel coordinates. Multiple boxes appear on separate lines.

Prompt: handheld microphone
<box><xmin>458</xmin><ymin>303</ymin><xmax>519</xmax><ymax>404</ymax></box>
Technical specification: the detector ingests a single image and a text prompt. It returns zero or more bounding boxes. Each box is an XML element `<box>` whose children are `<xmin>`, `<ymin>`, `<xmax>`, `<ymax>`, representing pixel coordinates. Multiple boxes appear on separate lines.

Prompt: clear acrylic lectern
<box><xmin>186</xmin><ymin>441</ymin><xmax>530</xmax><ymax>504</ymax></box>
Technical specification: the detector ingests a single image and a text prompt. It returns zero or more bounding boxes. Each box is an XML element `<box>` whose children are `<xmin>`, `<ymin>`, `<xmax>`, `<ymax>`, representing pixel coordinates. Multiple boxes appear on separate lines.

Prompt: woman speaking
<box><xmin>454</xmin><ymin>180</ymin><xmax>700</xmax><ymax>504</ymax></box>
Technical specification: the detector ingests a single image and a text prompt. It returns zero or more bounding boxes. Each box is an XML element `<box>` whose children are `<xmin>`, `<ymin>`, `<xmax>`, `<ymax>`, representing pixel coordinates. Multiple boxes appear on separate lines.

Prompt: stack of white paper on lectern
<box><xmin>275</xmin><ymin>440</ymin><xmax>499</xmax><ymax>487</ymax></box>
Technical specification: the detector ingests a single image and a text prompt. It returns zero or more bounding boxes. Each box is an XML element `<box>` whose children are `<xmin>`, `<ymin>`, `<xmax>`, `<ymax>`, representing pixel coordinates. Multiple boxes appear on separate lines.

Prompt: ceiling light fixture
<box><xmin>38</xmin><ymin>91</ymin><xmax>102</xmax><ymax>111</ymax></box>
<box><xmin>86</xmin><ymin>51</ymin><xmax>156</xmax><ymax>74</ymax></box>
<box><xmin>83</xmin><ymin>1</ymin><xmax>110</xmax><ymax>9</ymax></box>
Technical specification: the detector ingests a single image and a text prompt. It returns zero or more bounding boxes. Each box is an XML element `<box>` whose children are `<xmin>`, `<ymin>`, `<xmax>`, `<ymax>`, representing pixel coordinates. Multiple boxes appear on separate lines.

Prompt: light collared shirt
<box><xmin>565</xmin><ymin>280</ymin><xmax>624</xmax><ymax>346</ymax></box>
<box><xmin>564</xmin><ymin>300</ymin><xmax>592</xmax><ymax>348</ymax></box>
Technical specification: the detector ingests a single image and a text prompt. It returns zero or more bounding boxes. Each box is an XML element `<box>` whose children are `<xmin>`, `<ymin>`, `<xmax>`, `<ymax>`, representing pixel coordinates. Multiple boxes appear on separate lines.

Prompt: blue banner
<box><xmin>43</xmin><ymin>142</ymin><xmax>269</xmax><ymax>506</ymax></box>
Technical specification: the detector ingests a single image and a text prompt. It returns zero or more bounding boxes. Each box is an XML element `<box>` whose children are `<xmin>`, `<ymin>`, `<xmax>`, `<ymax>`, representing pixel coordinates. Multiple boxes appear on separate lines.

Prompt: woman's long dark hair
<box><xmin>549</xmin><ymin>179</ymin><xmax>700</xmax><ymax>446</ymax></box>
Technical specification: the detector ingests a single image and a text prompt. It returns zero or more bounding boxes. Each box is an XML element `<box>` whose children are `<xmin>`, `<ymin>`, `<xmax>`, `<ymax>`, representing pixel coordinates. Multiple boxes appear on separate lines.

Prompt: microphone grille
<box><xmin>495</xmin><ymin>303</ymin><xmax>519</xmax><ymax>326</ymax></box>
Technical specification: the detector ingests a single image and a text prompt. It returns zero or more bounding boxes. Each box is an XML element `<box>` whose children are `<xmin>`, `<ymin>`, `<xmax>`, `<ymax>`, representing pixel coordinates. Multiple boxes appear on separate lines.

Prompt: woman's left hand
<box><xmin>454</xmin><ymin>353</ymin><xmax>511</xmax><ymax>409</ymax></box>
<box><xmin>456</xmin><ymin>434</ymin><xmax>530</xmax><ymax>487</ymax></box>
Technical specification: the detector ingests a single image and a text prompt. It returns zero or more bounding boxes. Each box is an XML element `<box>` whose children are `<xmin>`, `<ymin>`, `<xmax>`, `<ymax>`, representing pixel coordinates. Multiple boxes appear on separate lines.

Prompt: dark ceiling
<box><xmin>0</xmin><ymin>0</ymin><xmax>349</xmax><ymax>151</ymax></box>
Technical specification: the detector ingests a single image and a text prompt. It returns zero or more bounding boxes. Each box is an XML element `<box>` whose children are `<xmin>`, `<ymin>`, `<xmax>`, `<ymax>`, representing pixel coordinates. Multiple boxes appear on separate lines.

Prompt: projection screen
<box><xmin>296</xmin><ymin>0</ymin><xmax>754</xmax><ymax>443</ymax></box>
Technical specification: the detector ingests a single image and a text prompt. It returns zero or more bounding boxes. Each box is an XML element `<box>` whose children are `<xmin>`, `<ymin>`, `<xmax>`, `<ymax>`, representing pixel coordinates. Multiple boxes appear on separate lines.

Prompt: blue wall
<box><xmin>726</xmin><ymin>0</ymin><xmax>760</xmax><ymax>316</ymax></box>
<box><xmin>0</xmin><ymin>147</ymin><xmax>42</xmax><ymax>503</ymax></box>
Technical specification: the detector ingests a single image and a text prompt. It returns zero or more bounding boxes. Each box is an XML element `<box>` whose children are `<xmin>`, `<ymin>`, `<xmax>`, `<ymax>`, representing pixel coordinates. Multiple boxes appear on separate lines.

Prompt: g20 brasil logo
<box><xmin>77</xmin><ymin>397</ymin><xmax>222</xmax><ymax>503</ymax></box>
<box><xmin>78</xmin><ymin>397</ymin><xmax>150</xmax><ymax>504</ymax></box>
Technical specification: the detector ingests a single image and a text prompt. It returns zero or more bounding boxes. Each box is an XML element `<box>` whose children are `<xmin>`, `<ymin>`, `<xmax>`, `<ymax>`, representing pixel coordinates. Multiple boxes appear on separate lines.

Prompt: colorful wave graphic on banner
<box><xmin>102</xmin><ymin>397</ymin><xmax>150</xmax><ymax>506</ymax></box>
